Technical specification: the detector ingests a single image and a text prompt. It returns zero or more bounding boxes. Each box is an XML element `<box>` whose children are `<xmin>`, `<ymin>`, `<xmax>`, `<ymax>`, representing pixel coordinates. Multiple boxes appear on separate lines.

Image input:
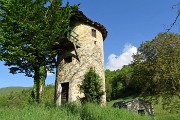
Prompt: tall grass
<box><xmin>0</xmin><ymin>86</ymin><xmax>179</xmax><ymax>120</ymax></box>
<box><xmin>0</xmin><ymin>105</ymin><xmax>79</xmax><ymax>120</ymax></box>
<box><xmin>108</xmin><ymin>97</ymin><xmax>180</xmax><ymax>120</ymax></box>
<box><xmin>0</xmin><ymin>103</ymin><xmax>149</xmax><ymax>120</ymax></box>
<box><xmin>153</xmin><ymin>102</ymin><xmax>180</xmax><ymax>120</ymax></box>
<box><xmin>71</xmin><ymin>103</ymin><xmax>149</xmax><ymax>120</ymax></box>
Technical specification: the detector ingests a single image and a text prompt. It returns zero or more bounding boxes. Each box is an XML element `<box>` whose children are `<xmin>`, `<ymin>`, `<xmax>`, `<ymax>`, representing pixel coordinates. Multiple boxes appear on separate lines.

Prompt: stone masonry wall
<box><xmin>56</xmin><ymin>22</ymin><xmax>106</xmax><ymax>105</ymax></box>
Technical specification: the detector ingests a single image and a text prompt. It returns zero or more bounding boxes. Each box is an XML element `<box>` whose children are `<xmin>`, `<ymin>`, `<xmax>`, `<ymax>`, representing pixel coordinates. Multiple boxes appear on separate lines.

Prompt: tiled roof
<box><xmin>71</xmin><ymin>10</ymin><xmax>108</xmax><ymax>40</ymax></box>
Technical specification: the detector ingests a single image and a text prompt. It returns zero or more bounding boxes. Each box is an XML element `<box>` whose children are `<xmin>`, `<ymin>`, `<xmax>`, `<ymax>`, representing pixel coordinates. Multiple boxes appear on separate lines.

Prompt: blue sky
<box><xmin>0</xmin><ymin>0</ymin><xmax>180</xmax><ymax>88</ymax></box>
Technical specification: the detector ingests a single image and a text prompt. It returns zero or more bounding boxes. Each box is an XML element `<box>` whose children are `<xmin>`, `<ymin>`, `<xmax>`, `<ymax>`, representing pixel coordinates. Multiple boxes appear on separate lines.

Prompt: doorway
<box><xmin>61</xmin><ymin>82</ymin><xmax>69</xmax><ymax>104</ymax></box>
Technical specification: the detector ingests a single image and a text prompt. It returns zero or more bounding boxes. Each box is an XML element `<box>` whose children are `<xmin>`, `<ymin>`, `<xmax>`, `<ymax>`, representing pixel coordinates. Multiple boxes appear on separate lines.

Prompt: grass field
<box><xmin>0</xmin><ymin>103</ymin><xmax>149</xmax><ymax>120</ymax></box>
<box><xmin>0</xmin><ymin>86</ymin><xmax>179</xmax><ymax>120</ymax></box>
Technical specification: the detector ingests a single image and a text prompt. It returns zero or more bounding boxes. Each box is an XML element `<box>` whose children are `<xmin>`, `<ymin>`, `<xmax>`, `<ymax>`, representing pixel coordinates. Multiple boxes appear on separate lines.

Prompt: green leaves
<box><xmin>105</xmin><ymin>65</ymin><xmax>134</xmax><ymax>101</ymax></box>
<box><xmin>80</xmin><ymin>67</ymin><xmax>103</xmax><ymax>104</ymax></box>
<box><xmin>132</xmin><ymin>32</ymin><xmax>180</xmax><ymax>111</ymax></box>
<box><xmin>0</xmin><ymin>0</ymin><xmax>78</xmax><ymax>75</ymax></box>
<box><xmin>0</xmin><ymin>0</ymin><xmax>79</xmax><ymax>102</ymax></box>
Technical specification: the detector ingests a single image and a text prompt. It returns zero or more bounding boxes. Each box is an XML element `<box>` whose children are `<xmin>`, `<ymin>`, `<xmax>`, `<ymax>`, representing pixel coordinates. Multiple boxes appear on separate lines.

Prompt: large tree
<box><xmin>132</xmin><ymin>32</ymin><xmax>180</xmax><ymax>111</ymax></box>
<box><xmin>0</xmin><ymin>0</ymin><xmax>78</xmax><ymax>102</ymax></box>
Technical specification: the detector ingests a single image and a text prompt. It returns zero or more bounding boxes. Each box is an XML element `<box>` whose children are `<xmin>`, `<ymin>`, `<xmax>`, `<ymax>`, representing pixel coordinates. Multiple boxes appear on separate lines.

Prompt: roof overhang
<box><xmin>71</xmin><ymin>10</ymin><xmax>108</xmax><ymax>40</ymax></box>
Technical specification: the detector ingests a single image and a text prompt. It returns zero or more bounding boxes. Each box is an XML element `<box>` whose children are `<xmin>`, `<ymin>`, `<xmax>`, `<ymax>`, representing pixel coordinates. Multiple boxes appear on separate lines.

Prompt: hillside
<box><xmin>0</xmin><ymin>87</ymin><xmax>31</xmax><ymax>96</ymax></box>
<box><xmin>0</xmin><ymin>86</ymin><xmax>179</xmax><ymax>120</ymax></box>
<box><xmin>0</xmin><ymin>85</ymin><xmax>149</xmax><ymax>120</ymax></box>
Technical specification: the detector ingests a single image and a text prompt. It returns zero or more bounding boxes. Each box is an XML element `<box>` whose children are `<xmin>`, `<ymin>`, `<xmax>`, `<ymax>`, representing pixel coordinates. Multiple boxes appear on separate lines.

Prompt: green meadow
<box><xmin>0</xmin><ymin>86</ymin><xmax>179</xmax><ymax>120</ymax></box>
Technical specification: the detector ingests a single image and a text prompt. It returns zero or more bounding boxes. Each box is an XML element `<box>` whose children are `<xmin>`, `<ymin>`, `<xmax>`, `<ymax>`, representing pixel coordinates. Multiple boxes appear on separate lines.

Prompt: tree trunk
<box><xmin>54</xmin><ymin>55</ymin><xmax>62</xmax><ymax>105</ymax></box>
<box><xmin>39</xmin><ymin>66</ymin><xmax>47</xmax><ymax>101</ymax></box>
<box><xmin>54</xmin><ymin>78</ymin><xmax>62</xmax><ymax>105</ymax></box>
<box><xmin>32</xmin><ymin>66</ymin><xmax>47</xmax><ymax>103</ymax></box>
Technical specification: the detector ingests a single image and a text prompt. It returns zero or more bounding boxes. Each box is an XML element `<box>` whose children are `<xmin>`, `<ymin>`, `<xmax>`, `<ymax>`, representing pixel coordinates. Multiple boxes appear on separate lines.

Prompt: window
<box><xmin>94</xmin><ymin>41</ymin><xmax>97</xmax><ymax>45</ymax></box>
<box><xmin>92</xmin><ymin>29</ymin><xmax>96</xmax><ymax>38</ymax></box>
<box><xmin>138</xmin><ymin>110</ymin><xmax>145</xmax><ymax>115</ymax></box>
<box><xmin>64</xmin><ymin>56</ymin><xmax>72</xmax><ymax>63</ymax></box>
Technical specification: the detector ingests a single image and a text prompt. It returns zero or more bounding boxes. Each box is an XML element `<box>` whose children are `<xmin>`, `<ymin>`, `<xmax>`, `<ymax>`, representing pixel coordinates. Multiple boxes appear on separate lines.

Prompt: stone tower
<box><xmin>55</xmin><ymin>11</ymin><xmax>108</xmax><ymax>105</ymax></box>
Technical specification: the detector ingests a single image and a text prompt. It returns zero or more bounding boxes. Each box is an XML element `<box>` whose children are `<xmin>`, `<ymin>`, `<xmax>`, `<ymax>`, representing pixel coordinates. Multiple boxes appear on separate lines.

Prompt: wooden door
<box><xmin>61</xmin><ymin>82</ymin><xmax>69</xmax><ymax>104</ymax></box>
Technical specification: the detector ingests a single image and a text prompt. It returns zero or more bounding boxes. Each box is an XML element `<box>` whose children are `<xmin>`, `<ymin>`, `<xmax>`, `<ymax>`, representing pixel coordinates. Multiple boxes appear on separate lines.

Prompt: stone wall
<box><xmin>112</xmin><ymin>99</ymin><xmax>155</xmax><ymax>117</ymax></box>
<box><xmin>56</xmin><ymin>21</ymin><xmax>106</xmax><ymax>105</ymax></box>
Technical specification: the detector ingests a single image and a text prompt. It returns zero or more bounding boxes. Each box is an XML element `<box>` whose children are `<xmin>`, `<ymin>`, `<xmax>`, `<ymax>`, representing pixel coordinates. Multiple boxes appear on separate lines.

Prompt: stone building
<box><xmin>55</xmin><ymin>10</ymin><xmax>108</xmax><ymax>105</ymax></box>
<box><xmin>113</xmin><ymin>99</ymin><xmax>155</xmax><ymax>117</ymax></box>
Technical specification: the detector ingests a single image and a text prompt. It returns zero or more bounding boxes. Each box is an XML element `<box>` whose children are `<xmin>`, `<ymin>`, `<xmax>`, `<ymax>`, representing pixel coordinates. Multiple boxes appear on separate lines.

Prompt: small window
<box><xmin>94</xmin><ymin>41</ymin><xmax>97</xmax><ymax>45</ymax></box>
<box><xmin>138</xmin><ymin>110</ymin><xmax>145</xmax><ymax>116</ymax></box>
<box><xmin>92</xmin><ymin>29</ymin><xmax>96</xmax><ymax>38</ymax></box>
<box><xmin>64</xmin><ymin>56</ymin><xmax>72</xmax><ymax>63</ymax></box>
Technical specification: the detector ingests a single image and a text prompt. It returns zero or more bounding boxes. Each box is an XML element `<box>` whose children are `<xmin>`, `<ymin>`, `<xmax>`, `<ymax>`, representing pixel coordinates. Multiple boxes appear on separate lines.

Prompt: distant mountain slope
<box><xmin>0</xmin><ymin>87</ymin><xmax>31</xmax><ymax>96</ymax></box>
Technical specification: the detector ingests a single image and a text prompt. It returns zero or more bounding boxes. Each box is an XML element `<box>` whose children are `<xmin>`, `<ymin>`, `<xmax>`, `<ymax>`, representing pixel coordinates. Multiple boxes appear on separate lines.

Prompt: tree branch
<box><xmin>166</xmin><ymin>2</ymin><xmax>180</xmax><ymax>32</ymax></box>
<box><xmin>166</xmin><ymin>12</ymin><xmax>180</xmax><ymax>32</ymax></box>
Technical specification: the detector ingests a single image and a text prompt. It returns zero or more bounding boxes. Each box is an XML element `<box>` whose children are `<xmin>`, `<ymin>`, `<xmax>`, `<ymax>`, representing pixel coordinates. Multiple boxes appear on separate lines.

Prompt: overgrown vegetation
<box><xmin>0</xmin><ymin>86</ymin><xmax>149</xmax><ymax>120</ymax></box>
<box><xmin>0</xmin><ymin>0</ymin><xmax>78</xmax><ymax>103</ymax></box>
<box><xmin>108</xmin><ymin>97</ymin><xmax>180</xmax><ymax>120</ymax></box>
<box><xmin>0</xmin><ymin>103</ymin><xmax>149</xmax><ymax>120</ymax></box>
<box><xmin>0</xmin><ymin>86</ymin><xmax>179</xmax><ymax>120</ymax></box>
<box><xmin>105</xmin><ymin>32</ymin><xmax>180</xmax><ymax>113</ymax></box>
<box><xmin>0</xmin><ymin>85</ymin><xmax>54</xmax><ymax>108</ymax></box>
<box><xmin>105</xmin><ymin>65</ymin><xmax>135</xmax><ymax>101</ymax></box>
<box><xmin>132</xmin><ymin>32</ymin><xmax>180</xmax><ymax>112</ymax></box>
<box><xmin>80</xmin><ymin>67</ymin><xmax>103</xmax><ymax>104</ymax></box>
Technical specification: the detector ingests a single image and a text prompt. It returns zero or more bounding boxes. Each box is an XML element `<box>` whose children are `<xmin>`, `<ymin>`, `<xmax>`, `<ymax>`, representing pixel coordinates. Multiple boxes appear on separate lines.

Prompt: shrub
<box><xmin>80</xmin><ymin>67</ymin><xmax>103</xmax><ymax>104</ymax></box>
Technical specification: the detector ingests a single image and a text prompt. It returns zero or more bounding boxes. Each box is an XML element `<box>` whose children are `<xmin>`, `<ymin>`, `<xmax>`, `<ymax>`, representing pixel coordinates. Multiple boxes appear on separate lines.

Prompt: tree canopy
<box><xmin>0</xmin><ymin>0</ymin><xmax>78</xmax><ymax>102</ymax></box>
<box><xmin>132</xmin><ymin>32</ymin><xmax>180</xmax><ymax>111</ymax></box>
<box><xmin>105</xmin><ymin>65</ymin><xmax>134</xmax><ymax>101</ymax></box>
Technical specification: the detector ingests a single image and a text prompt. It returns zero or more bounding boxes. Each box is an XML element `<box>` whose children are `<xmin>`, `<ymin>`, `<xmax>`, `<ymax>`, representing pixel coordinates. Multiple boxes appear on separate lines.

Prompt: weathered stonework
<box><xmin>55</xmin><ymin>12</ymin><xmax>107</xmax><ymax>105</ymax></box>
<box><xmin>112</xmin><ymin>99</ymin><xmax>155</xmax><ymax>117</ymax></box>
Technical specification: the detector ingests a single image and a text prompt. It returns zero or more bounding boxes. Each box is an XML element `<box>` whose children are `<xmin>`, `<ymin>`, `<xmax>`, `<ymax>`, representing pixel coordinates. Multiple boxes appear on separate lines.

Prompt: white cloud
<box><xmin>47</xmin><ymin>71</ymin><xmax>54</xmax><ymax>76</ymax></box>
<box><xmin>106</xmin><ymin>44</ymin><xmax>137</xmax><ymax>71</ymax></box>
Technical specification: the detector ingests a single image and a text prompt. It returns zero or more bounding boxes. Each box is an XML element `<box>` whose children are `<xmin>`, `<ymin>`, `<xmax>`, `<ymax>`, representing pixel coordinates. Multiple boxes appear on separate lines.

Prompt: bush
<box><xmin>80</xmin><ymin>67</ymin><xmax>103</xmax><ymax>104</ymax></box>
<box><xmin>0</xmin><ymin>85</ymin><xmax>55</xmax><ymax>108</ymax></box>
